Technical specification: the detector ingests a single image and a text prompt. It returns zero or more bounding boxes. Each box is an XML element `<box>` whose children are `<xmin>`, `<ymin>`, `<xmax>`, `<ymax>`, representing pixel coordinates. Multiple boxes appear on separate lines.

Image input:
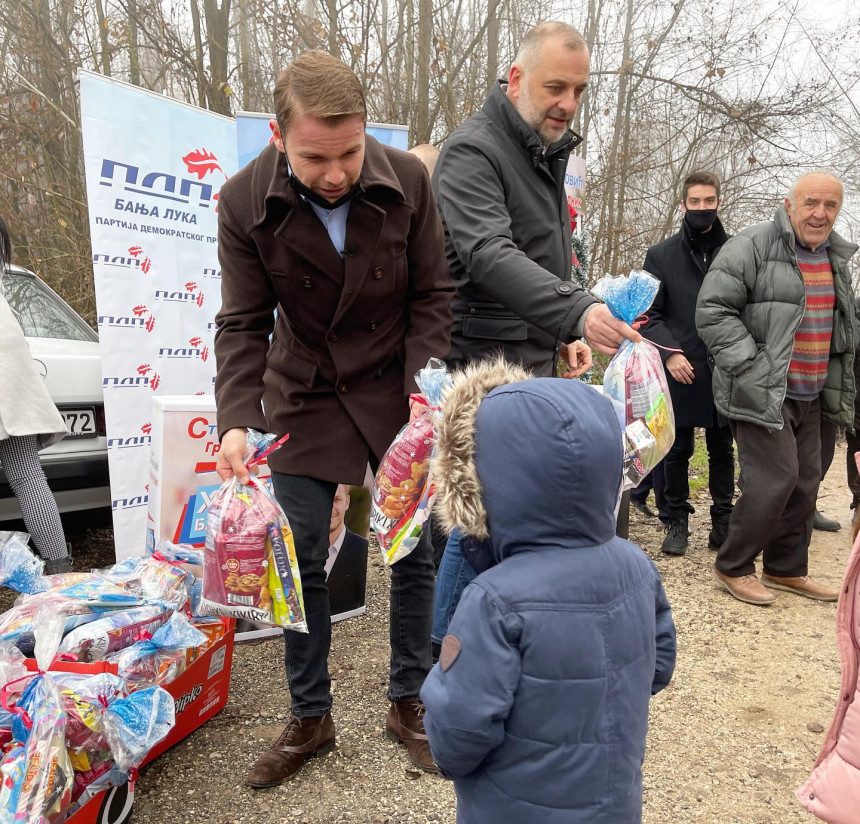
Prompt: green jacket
<box><xmin>695</xmin><ymin>206</ymin><xmax>857</xmax><ymax>430</ymax></box>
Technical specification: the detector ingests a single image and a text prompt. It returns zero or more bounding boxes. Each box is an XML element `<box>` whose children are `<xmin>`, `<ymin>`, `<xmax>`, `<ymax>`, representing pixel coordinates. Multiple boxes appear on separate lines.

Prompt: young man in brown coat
<box><xmin>213</xmin><ymin>51</ymin><xmax>454</xmax><ymax>786</ymax></box>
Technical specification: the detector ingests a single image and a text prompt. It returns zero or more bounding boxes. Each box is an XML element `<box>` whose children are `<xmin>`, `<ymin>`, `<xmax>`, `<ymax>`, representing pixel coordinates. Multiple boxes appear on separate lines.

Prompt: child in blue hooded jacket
<box><xmin>421</xmin><ymin>358</ymin><xmax>677</xmax><ymax>824</ymax></box>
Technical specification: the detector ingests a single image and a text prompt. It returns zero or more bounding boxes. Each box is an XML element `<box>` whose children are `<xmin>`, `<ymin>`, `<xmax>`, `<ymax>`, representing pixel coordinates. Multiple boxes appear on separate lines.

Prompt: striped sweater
<box><xmin>786</xmin><ymin>242</ymin><xmax>835</xmax><ymax>400</ymax></box>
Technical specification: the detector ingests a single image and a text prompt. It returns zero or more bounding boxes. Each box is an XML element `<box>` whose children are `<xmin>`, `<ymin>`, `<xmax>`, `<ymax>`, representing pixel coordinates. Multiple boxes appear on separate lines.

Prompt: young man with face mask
<box><xmin>214</xmin><ymin>51</ymin><xmax>453</xmax><ymax>785</ymax></box>
<box><xmin>641</xmin><ymin>172</ymin><xmax>734</xmax><ymax>556</ymax></box>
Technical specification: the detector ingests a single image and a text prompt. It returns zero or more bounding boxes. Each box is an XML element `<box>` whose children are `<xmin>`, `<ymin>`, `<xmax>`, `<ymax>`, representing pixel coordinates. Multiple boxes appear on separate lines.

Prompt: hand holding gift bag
<box><xmin>592</xmin><ymin>270</ymin><xmax>676</xmax><ymax>490</ymax></box>
<box><xmin>371</xmin><ymin>359</ymin><xmax>451</xmax><ymax>565</ymax></box>
<box><xmin>201</xmin><ymin>431</ymin><xmax>307</xmax><ymax>632</ymax></box>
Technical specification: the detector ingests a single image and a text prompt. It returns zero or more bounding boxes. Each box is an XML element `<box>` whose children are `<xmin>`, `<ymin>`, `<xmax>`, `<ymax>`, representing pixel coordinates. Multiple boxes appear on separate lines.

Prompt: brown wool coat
<box><xmin>214</xmin><ymin>138</ymin><xmax>454</xmax><ymax>485</ymax></box>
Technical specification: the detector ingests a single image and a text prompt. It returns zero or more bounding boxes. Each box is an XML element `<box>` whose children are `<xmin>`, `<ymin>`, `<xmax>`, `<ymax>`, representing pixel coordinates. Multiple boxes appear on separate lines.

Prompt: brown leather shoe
<box><xmin>760</xmin><ymin>574</ymin><xmax>838</xmax><ymax>602</ymax></box>
<box><xmin>385</xmin><ymin>698</ymin><xmax>440</xmax><ymax>774</ymax></box>
<box><xmin>246</xmin><ymin>713</ymin><xmax>335</xmax><ymax>788</ymax></box>
<box><xmin>711</xmin><ymin>567</ymin><xmax>775</xmax><ymax>606</ymax></box>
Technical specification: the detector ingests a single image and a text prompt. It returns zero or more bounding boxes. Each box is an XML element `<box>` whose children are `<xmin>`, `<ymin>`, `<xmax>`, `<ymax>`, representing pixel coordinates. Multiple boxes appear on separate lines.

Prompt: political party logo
<box><xmin>97</xmin><ymin>304</ymin><xmax>157</xmax><ymax>332</ymax></box>
<box><xmin>189</xmin><ymin>337</ymin><xmax>209</xmax><ymax>362</ymax></box>
<box><xmin>92</xmin><ymin>243</ymin><xmax>155</xmax><ymax>272</ymax></box>
<box><xmin>128</xmin><ymin>245</ymin><xmax>153</xmax><ymax>273</ymax></box>
<box><xmin>112</xmin><ymin>491</ymin><xmax>149</xmax><ymax>512</ymax></box>
<box><xmin>158</xmin><ymin>337</ymin><xmax>209</xmax><ymax>362</ymax></box>
<box><xmin>155</xmin><ymin>281</ymin><xmax>204</xmax><ymax>308</ymax></box>
<box><xmin>102</xmin><ymin>367</ymin><xmax>152</xmax><ymax>389</ymax></box>
<box><xmin>133</xmin><ymin>305</ymin><xmax>156</xmax><ymax>332</ymax></box>
<box><xmin>182</xmin><ymin>149</ymin><xmax>229</xmax><ymax>211</ymax></box>
<box><xmin>108</xmin><ymin>422</ymin><xmax>154</xmax><ymax>450</ymax></box>
<box><xmin>99</xmin><ymin>147</ymin><xmax>229</xmax><ymax>210</ymax></box>
<box><xmin>136</xmin><ymin>363</ymin><xmax>161</xmax><ymax>391</ymax></box>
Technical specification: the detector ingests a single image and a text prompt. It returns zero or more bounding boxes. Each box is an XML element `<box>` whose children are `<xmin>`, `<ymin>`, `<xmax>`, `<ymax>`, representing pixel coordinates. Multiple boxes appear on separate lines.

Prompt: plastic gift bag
<box><xmin>0</xmin><ymin>533</ymin><xmax>46</xmax><ymax>596</ymax></box>
<box><xmin>107</xmin><ymin>612</ymin><xmax>208</xmax><ymax>690</ymax></box>
<box><xmin>99</xmin><ymin>557</ymin><xmax>194</xmax><ymax>612</ymax></box>
<box><xmin>151</xmin><ymin>540</ymin><xmax>204</xmax><ymax>567</ymax></box>
<box><xmin>55</xmin><ymin>672</ymin><xmax>126</xmax><ymax>772</ymax></box>
<box><xmin>103</xmin><ymin>686</ymin><xmax>175</xmax><ymax>772</ymax></box>
<box><xmin>9</xmin><ymin>676</ymin><xmax>73</xmax><ymax>823</ymax></box>
<box><xmin>0</xmin><ymin>592</ymin><xmax>108</xmax><ymax>657</ymax></box>
<box><xmin>0</xmin><ymin>610</ymin><xmax>74</xmax><ymax>824</ymax></box>
<box><xmin>59</xmin><ymin>605</ymin><xmax>170</xmax><ymax>662</ymax></box>
<box><xmin>592</xmin><ymin>270</ymin><xmax>676</xmax><ymax>490</ymax></box>
<box><xmin>371</xmin><ymin>358</ymin><xmax>451</xmax><ymax>565</ymax></box>
<box><xmin>201</xmin><ymin>432</ymin><xmax>307</xmax><ymax>631</ymax></box>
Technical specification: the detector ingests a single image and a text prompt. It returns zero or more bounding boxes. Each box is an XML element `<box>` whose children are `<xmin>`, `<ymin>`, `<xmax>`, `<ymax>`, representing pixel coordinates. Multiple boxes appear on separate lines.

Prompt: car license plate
<box><xmin>62</xmin><ymin>408</ymin><xmax>98</xmax><ymax>438</ymax></box>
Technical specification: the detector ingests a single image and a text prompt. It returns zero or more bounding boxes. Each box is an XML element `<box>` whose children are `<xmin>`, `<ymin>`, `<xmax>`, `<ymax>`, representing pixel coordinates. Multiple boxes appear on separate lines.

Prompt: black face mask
<box><xmin>288</xmin><ymin>166</ymin><xmax>362</xmax><ymax>211</ymax></box>
<box><xmin>684</xmin><ymin>208</ymin><xmax>718</xmax><ymax>233</ymax></box>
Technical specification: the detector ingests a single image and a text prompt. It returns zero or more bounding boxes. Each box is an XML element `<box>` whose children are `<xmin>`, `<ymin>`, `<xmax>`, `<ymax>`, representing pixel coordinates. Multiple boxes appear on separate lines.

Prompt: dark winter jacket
<box><xmin>643</xmin><ymin>217</ymin><xmax>729</xmax><ymax>429</ymax></box>
<box><xmin>433</xmin><ymin>82</ymin><xmax>597</xmax><ymax>377</ymax></box>
<box><xmin>421</xmin><ymin>359</ymin><xmax>677</xmax><ymax>824</ymax></box>
<box><xmin>696</xmin><ymin>206</ymin><xmax>856</xmax><ymax>430</ymax></box>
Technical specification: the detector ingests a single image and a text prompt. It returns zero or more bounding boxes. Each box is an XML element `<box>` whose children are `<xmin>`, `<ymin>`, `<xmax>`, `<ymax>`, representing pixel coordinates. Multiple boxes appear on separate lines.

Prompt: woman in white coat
<box><xmin>0</xmin><ymin>215</ymin><xmax>71</xmax><ymax>574</ymax></box>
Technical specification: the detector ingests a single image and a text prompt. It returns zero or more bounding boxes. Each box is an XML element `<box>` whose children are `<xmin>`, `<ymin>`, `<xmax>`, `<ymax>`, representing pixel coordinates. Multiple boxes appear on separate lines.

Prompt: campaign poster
<box><xmin>565</xmin><ymin>154</ymin><xmax>587</xmax><ymax>230</ymax></box>
<box><xmin>80</xmin><ymin>70</ymin><xmax>238</xmax><ymax>559</ymax></box>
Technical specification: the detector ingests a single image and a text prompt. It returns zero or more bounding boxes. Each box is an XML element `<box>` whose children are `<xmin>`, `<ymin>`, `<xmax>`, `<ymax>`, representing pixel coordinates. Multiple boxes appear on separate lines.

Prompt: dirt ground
<box><xmin>52</xmin><ymin>442</ymin><xmax>855</xmax><ymax>823</ymax></box>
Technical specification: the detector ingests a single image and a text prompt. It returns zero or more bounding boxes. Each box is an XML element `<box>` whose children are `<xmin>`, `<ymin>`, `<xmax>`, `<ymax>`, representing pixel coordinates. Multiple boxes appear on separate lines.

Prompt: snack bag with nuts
<box><xmin>592</xmin><ymin>270</ymin><xmax>676</xmax><ymax>490</ymax></box>
<box><xmin>200</xmin><ymin>432</ymin><xmax>307</xmax><ymax>631</ymax></box>
<box><xmin>371</xmin><ymin>358</ymin><xmax>451</xmax><ymax>565</ymax></box>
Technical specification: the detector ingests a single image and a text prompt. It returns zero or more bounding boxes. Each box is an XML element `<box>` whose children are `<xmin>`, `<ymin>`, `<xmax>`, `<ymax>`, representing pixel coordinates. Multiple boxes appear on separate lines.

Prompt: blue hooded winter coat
<box><xmin>421</xmin><ymin>365</ymin><xmax>676</xmax><ymax>824</ymax></box>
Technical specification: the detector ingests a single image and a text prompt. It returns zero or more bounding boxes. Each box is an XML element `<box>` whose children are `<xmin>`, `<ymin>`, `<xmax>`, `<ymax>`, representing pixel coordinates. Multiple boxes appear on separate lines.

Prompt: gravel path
<box><xmin>51</xmin><ymin>443</ymin><xmax>854</xmax><ymax>823</ymax></box>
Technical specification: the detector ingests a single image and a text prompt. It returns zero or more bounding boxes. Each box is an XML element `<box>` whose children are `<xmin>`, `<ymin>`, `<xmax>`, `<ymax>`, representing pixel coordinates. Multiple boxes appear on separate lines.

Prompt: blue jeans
<box><xmin>431</xmin><ymin>529</ymin><xmax>477</xmax><ymax>645</ymax></box>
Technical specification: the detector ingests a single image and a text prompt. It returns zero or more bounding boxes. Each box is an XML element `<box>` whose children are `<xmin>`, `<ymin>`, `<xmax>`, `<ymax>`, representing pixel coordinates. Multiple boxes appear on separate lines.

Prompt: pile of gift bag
<box><xmin>0</xmin><ymin>531</ymin><xmax>228</xmax><ymax>823</ymax></box>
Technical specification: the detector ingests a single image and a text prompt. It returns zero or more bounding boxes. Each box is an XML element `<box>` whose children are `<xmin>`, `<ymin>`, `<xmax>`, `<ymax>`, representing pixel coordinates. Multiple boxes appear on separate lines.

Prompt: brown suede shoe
<box><xmin>760</xmin><ymin>574</ymin><xmax>838</xmax><ymax>602</ymax></box>
<box><xmin>246</xmin><ymin>713</ymin><xmax>335</xmax><ymax>788</ymax></box>
<box><xmin>711</xmin><ymin>567</ymin><xmax>775</xmax><ymax>606</ymax></box>
<box><xmin>385</xmin><ymin>698</ymin><xmax>440</xmax><ymax>774</ymax></box>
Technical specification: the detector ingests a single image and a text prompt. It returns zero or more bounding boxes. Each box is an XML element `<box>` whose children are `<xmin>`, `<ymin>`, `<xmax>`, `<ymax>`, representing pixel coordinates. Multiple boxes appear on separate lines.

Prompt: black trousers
<box><xmin>630</xmin><ymin>460</ymin><xmax>669</xmax><ymax>522</ymax></box>
<box><xmin>819</xmin><ymin>351</ymin><xmax>860</xmax><ymax>507</ymax></box>
<box><xmin>716</xmin><ymin>398</ymin><xmax>821</xmax><ymax>578</ymax></box>
<box><xmin>272</xmin><ymin>470</ymin><xmax>434</xmax><ymax>718</ymax></box>
<box><xmin>663</xmin><ymin>425</ymin><xmax>735</xmax><ymax>520</ymax></box>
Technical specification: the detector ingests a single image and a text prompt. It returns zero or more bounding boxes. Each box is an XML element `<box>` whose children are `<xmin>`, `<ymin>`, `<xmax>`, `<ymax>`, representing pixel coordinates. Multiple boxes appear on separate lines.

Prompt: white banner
<box><xmin>80</xmin><ymin>71</ymin><xmax>237</xmax><ymax>559</ymax></box>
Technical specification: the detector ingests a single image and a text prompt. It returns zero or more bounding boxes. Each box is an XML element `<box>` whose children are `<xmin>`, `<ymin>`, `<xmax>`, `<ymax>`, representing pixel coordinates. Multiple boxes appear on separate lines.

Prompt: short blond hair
<box><xmin>273</xmin><ymin>51</ymin><xmax>367</xmax><ymax>133</ymax></box>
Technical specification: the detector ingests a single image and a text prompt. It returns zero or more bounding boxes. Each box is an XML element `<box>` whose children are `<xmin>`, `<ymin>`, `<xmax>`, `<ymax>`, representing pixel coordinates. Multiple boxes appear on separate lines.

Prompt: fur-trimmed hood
<box><xmin>433</xmin><ymin>359</ymin><xmax>624</xmax><ymax>560</ymax></box>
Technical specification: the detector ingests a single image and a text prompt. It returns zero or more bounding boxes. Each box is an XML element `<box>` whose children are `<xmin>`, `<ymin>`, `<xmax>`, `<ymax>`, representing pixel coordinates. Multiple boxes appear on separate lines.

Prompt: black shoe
<box><xmin>44</xmin><ymin>556</ymin><xmax>73</xmax><ymax>575</ymax></box>
<box><xmin>813</xmin><ymin>510</ymin><xmax>841</xmax><ymax>532</ymax></box>
<box><xmin>661</xmin><ymin>515</ymin><xmax>689</xmax><ymax>556</ymax></box>
<box><xmin>708</xmin><ymin>514</ymin><xmax>731</xmax><ymax>551</ymax></box>
<box><xmin>632</xmin><ymin>500</ymin><xmax>657</xmax><ymax>518</ymax></box>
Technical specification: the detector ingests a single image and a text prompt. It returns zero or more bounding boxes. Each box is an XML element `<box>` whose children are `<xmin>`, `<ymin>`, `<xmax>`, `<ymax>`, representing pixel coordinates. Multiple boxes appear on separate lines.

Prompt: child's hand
<box><xmin>560</xmin><ymin>340</ymin><xmax>592</xmax><ymax>378</ymax></box>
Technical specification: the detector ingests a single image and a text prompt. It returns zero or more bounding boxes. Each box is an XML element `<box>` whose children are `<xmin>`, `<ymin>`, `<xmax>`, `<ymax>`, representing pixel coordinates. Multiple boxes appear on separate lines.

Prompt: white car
<box><xmin>0</xmin><ymin>264</ymin><xmax>109</xmax><ymax>520</ymax></box>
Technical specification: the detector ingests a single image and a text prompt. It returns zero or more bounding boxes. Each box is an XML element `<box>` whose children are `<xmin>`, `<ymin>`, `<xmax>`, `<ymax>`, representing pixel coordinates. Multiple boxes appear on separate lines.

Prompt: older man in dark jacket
<box><xmin>214</xmin><ymin>51</ymin><xmax>453</xmax><ymax>785</ymax></box>
<box><xmin>696</xmin><ymin>172</ymin><xmax>856</xmax><ymax>606</ymax></box>
<box><xmin>433</xmin><ymin>22</ymin><xmax>640</xmax><ymax>375</ymax></box>
<box><xmin>430</xmin><ymin>21</ymin><xmax>641</xmax><ymax>652</ymax></box>
<box><xmin>644</xmin><ymin>171</ymin><xmax>734</xmax><ymax>556</ymax></box>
